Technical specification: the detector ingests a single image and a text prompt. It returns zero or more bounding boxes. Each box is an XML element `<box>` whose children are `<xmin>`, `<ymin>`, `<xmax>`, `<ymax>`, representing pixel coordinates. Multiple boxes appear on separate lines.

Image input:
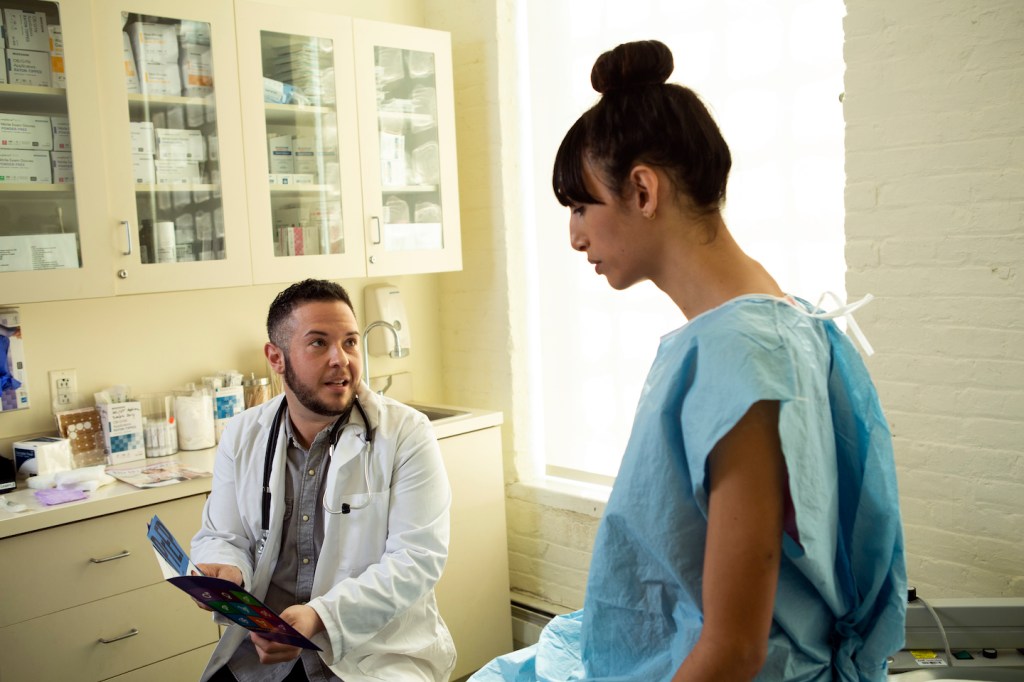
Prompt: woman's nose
<box><xmin>570</xmin><ymin>224</ymin><xmax>587</xmax><ymax>252</ymax></box>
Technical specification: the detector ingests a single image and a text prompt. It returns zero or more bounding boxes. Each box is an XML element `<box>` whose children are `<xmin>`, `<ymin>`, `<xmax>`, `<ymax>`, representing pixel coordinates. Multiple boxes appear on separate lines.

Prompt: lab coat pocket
<box><xmin>324</xmin><ymin>490</ymin><xmax>390</xmax><ymax>571</ymax></box>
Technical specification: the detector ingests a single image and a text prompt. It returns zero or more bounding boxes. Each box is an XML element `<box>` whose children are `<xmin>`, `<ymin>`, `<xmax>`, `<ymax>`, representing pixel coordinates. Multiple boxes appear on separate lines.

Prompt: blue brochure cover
<box><xmin>147</xmin><ymin>514</ymin><xmax>321</xmax><ymax>650</ymax></box>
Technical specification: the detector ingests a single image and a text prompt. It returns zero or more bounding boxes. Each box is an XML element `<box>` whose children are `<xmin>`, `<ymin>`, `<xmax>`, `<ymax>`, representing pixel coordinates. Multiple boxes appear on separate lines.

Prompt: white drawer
<box><xmin>106</xmin><ymin>642</ymin><xmax>218</xmax><ymax>681</ymax></box>
<box><xmin>0</xmin><ymin>494</ymin><xmax>206</xmax><ymax>627</ymax></box>
<box><xmin>0</xmin><ymin>581</ymin><xmax>219</xmax><ymax>682</ymax></box>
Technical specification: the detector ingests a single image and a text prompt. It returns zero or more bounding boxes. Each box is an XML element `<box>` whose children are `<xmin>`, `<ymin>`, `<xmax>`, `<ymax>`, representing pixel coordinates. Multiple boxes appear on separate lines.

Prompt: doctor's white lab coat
<box><xmin>192</xmin><ymin>388</ymin><xmax>455</xmax><ymax>681</ymax></box>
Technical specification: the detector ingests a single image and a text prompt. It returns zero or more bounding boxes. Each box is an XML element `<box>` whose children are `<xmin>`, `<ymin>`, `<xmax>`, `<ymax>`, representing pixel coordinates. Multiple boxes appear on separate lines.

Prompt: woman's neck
<box><xmin>654</xmin><ymin>216</ymin><xmax>783</xmax><ymax>319</ymax></box>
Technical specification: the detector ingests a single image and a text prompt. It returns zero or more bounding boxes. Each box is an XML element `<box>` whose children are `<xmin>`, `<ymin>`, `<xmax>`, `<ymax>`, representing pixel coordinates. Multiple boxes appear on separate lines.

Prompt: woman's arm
<box><xmin>672</xmin><ymin>400</ymin><xmax>786</xmax><ymax>681</ymax></box>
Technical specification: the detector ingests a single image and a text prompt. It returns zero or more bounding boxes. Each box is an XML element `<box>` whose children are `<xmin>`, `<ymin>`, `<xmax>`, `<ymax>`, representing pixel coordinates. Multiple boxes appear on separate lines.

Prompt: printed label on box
<box><xmin>0</xmin><ymin>149</ymin><xmax>52</xmax><ymax>183</ymax></box>
<box><xmin>3</xmin><ymin>9</ymin><xmax>49</xmax><ymax>52</ymax></box>
<box><xmin>50</xmin><ymin>150</ymin><xmax>73</xmax><ymax>184</ymax></box>
<box><xmin>50</xmin><ymin>114</ymin><xmax>71</xmax><ymax>150</ymax></box>
<box><xmin>0</xmin><ymin>113</ymin><xmax>51</xmax><ymax>150</ymax></box>
<box><xmin>0</xmin><ymin>233</ymin><xmax>78</xmax><ymax>273</ymax></box>
<box><xmin>5</xmin><ymin>48</ymin><xmax>51</xmax><ymax>87</ymax></box>
<box><xmin>98</xmin><ymin>401</ymin><xmax>145</xmax><ymax>465</ymax></box>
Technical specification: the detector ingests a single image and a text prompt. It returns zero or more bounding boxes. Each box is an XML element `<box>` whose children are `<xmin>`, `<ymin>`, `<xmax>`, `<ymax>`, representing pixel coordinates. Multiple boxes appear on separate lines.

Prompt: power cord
<box><xmin>909</xmin><ymin>586</ymin><xmax>954</xmax><ymax>667</ymax></box>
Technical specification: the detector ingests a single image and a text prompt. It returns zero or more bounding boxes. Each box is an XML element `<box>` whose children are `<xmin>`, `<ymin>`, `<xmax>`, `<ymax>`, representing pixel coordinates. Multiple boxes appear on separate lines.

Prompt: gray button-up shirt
<box><xmin>226</xmin><ymin>410</ymin><xmax>347</xmax><ymax>682</ymax></box>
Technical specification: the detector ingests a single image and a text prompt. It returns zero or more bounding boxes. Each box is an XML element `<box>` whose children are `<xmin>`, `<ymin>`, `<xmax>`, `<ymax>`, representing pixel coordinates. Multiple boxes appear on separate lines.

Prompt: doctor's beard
<box><xmin>283</xmin><ymin>355</ymin><xmax>353</xmax><ymax>418</ymax></box>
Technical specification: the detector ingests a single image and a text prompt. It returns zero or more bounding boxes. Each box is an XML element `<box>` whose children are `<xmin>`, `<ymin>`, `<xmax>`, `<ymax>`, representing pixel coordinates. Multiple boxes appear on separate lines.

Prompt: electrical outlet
<box><xmin>49</xmin><ymin>369</ymin><xmax>78</xmax><ymax>409</ymax></box>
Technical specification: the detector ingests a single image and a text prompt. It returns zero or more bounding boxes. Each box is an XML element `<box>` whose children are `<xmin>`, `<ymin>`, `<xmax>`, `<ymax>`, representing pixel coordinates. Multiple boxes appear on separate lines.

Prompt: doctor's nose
<box><xmin>328</xmin><ymin>344</ymin><xmax>348</xmax><ymax>366</ymax></box>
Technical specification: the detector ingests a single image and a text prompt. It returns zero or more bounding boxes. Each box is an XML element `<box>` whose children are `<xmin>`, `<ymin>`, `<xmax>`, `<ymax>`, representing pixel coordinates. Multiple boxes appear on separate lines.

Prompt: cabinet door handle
<box><xmin>121</xmin><ymin>220</ymin><xmax>133</xmax><ymax>255</ymax></box>
<box><xmin>98</xmin><ymin>628</ymin><xmax>139</xmax><ymax>644</ymax></box>
<box><xmin>371</xmin><ymin>216</ymin><xmax>382</xmax><ymax>245</ymax></box>
<box><xmin>90</xmin><ymin>549</ymin><xmax>131</xmax><ymax>563</ymax></box>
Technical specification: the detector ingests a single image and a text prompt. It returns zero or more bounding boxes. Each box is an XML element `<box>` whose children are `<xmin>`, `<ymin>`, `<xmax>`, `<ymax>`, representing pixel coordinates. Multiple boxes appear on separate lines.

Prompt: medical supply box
<box><xmin>97</xmin><ymin>401</ymin><xmax>145</xmax><ymax>464</ymax></box>
<box><xmin>13</xmin><ymin>436</ymin><xmax>72</xmax><ymax>477</ymax></box>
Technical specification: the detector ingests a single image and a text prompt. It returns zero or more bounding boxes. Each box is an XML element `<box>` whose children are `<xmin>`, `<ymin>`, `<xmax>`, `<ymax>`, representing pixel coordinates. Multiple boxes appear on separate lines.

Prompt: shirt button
<box><xmin>302</xmin><ymin>557</ymin><xmax>310</xmax><ymax>565</ymax></box>
<box><xmin>307</xmin><ymin>468</ymin><xmax>315</xmax><ymax>476</ymax></box>
<box><xmin>302</xmin><ymin>514</ymin><xmax>310</xmax><ymax>522</ymax></box>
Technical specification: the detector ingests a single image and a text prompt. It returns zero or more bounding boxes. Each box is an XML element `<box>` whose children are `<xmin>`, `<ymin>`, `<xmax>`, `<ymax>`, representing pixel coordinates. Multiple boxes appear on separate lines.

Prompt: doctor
<box><xmin>192</xmin><ymin>278</ymin><xmax>455</xmax><ymax>682</ymax></box>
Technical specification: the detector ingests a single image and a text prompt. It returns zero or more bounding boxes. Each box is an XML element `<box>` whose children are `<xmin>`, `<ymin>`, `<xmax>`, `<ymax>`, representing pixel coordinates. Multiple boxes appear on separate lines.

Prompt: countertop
<box><xmin>0</xmin><ymin>404</ymin><xmax>502</xmax><ymax>539</ymax></box>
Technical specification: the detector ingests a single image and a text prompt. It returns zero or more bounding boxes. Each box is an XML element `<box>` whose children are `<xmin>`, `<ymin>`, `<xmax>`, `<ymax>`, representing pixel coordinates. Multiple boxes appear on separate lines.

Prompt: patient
<box><xmin>472</xmin><ymin>39</ymin><xmax>906</xmax><ymax>681</ymax></box>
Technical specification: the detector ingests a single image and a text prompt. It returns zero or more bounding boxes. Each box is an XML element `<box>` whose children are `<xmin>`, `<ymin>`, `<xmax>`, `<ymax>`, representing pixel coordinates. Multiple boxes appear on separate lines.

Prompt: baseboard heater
<box><xmin>511</xmin><ymin>601</ymin><xmax>555</xmax><ymax>649</ymax></box>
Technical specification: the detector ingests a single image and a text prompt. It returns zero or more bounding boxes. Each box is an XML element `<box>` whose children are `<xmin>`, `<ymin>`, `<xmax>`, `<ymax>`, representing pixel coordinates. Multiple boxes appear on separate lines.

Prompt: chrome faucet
<box><xmin>361</xmin><ymin>320</ymin><xmax>409</xmax><ymax>390</ymax></box>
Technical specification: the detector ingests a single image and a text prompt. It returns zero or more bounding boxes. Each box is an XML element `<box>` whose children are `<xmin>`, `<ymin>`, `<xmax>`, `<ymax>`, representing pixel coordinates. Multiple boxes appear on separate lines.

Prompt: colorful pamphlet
<box><xmin>146</xmin><ymin>514</ymin><xmax>320</xmax><ymax>650</ymax></box>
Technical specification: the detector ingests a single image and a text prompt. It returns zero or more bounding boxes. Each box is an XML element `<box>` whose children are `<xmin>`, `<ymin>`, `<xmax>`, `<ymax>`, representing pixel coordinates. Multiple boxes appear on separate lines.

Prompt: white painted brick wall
<box><xmin>845</xmin><ymin>0</ymin><xmax>1023</xmax><ymax>597</ymax></box>
<box><xmin>432</xmin><ymin>0</ymin><xmax>1024</xmax><ymax>612</ymax></box>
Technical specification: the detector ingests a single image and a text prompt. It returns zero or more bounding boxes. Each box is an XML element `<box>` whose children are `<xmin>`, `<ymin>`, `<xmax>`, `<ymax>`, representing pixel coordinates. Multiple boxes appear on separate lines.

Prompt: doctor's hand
<box><xmin>191</xmin><ymin>563</ymin><xmax>244</xmax><ymax>611</ymax></box>
<box><xmin>250</xmin><ymin>604</ymin><xmax>325</xmax><ymax>664</ymax></box>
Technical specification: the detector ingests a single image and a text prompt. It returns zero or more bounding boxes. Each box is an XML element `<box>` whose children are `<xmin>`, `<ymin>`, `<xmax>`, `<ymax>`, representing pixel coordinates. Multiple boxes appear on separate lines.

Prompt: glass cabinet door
<box><xmin>0</xmin><ymin>0</ymin><xmax>114</xmax><ymax>303</ymax></box>
<box><xmin>236</xmin><ymin>4</ymin><xmax>365</xmax><ymax>284</ymax></box>
<box><xmin>94</xmin><ymin>0</ymin><xmax>250</xmax><ymax>295</ymax></box>
<box><xmin>354</xmin><ymin>20</ymin><xmax>462</xmax><ymax>276</ymax></box>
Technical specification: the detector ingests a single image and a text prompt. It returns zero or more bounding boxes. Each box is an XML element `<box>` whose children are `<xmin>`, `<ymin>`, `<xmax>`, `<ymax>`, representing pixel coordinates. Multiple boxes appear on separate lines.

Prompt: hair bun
<box><xmin>591</xmin><ymin>40</ymin><xmax>674</xmax><ymax>94</ymax></box>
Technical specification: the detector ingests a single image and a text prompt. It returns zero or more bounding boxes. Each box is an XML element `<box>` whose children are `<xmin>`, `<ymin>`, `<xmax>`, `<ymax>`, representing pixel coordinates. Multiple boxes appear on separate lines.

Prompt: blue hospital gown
<box><xmin>474</xmin><ymin>295</ymin><xmax>906</xmax><ymax>682</ymax></box>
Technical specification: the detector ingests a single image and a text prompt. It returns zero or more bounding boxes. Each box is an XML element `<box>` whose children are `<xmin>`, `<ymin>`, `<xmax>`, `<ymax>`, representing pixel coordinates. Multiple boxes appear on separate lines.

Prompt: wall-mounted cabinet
<box><xmin>0</xmin><ymin>0</ymin><xmax>461</xmax><ymax>304</ymax></box>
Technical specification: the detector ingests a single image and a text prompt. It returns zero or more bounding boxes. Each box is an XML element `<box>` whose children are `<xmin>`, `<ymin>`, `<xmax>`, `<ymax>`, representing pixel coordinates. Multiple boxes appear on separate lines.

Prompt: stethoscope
<box><xmin>256</xmin><ymin>395</ymin><xmax>374</xmax><ymax>558</ymax></box>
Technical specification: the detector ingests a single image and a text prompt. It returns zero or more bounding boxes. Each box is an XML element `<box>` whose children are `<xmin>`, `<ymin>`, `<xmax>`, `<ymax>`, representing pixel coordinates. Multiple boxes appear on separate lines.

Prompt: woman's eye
<box><xmin>571</xmin><ymin>205</ymin><xmax>586</xmax><ymax>217</ymax></box>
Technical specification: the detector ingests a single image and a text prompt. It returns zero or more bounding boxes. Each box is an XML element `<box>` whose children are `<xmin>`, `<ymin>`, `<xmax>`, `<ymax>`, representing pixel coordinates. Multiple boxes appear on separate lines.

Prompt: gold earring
<box><xmin>645</xmin><ymin>210</ymin><xmax>656</xmax><ymax>220</ymax></box>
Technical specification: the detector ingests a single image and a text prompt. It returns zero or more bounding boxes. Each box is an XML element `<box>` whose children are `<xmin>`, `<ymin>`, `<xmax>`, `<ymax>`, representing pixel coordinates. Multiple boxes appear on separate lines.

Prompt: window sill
<box><xmin>507</xmin><ymin>475</ymin><xmax>610</xmax><ymax>519</ymax></box>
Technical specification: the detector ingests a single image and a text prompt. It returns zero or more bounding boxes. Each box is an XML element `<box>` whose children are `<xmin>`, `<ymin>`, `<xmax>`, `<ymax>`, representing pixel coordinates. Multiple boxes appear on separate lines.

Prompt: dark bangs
<box><xmin>552</xmin><ymin>114</ymin><xmax>602</xmax><ymax>207</ymax></box>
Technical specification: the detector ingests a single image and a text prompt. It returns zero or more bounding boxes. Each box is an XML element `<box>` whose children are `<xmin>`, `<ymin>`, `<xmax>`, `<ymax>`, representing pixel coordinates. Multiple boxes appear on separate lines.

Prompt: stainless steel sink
<box><xmin>889</xmin><ymin>669</ymin><xmax>1024</xmax><ymax>681</ymax></box>
<box><xmin>406</xmin><ymin>403</ymin><xmax>470</xmax><ymax>422</ymax></box>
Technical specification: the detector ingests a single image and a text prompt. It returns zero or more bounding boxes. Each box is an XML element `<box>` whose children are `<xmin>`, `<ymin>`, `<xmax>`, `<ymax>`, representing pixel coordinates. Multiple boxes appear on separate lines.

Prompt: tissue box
<box><xmin>13</xmin><ymin>436</ymin><xmax>72</xmax><ymax>477</ymax></box>
<box><xmin>97</xmin><ymin>402</ymin><xmax>145</xmax><ymax>464</ymax></box>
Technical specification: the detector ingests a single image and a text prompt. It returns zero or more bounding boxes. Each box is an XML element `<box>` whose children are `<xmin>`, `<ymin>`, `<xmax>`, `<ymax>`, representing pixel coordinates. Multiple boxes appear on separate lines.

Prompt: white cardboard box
<box><xmin>137</xmin><ymin>61</ymin><xmax>182</xmax><ymax>97</ymax></box>
<box><xmin>122</xmin><ymin>31</ymin><xmax>140</xmax><ymax>93</ymax></box>
<box><xmin>13</xmin><ymin>437</ymin><xmax>71</xmax><ymax>477</ymax></box>
<box><xmin>155</xmin><ymin>158</ymin><xmax>200</xmax><ymax>184</ymax></box>
<box><xmin>50</xmin><ymin>150</ymin><xmax>73</xmax><ymax>184</ymax></box>
<box><xmin>267</xmin><ymin>134</ymin><xmax>293</xmax><ymax>173</ymax></box>
<box><xmin>97</xmin><ymin>401</ymin><xmax>145</xmax><ymax>465</ymax></box>
<box><xmin>126</xmin><ymin>21</ymin><xmax>178</xmax><ymax>65</ymax></box>
<box><xmin>179</xmin><ymin>44</ymin><xmax>213</xmax><ymax>97</ymax></box>
<box><xmin>0</xmin><ymin>149</ymin><xmax>52</xmax><ymax>183</ymax></box>
<box><xmin>48</xmin><ymin>25</ymin><xmax>64</xmax><ymax>88</ymax></box>
<box><xmin>5</xmin><ymin>48</ymin><xmax>51</xmax><ymax>87</ymax></box>
<box><xmin>130</xmin><ymin>121</ymin><xmax>154</xmax><ymax>154</ymax></box>
<box><xmin>155</xmin><ymin>128</ymin><xmax>205</xmax><ymax>161</ymax></box>
<box><xmin>2</xmin><ymin>9</ymin><xmax>49</xmax><ymax>52</ymax></box>
<box><xmin>50</xmin><ymin>115</ymin><xmax>71</xmax><ymax>150</ymax></box>
<box><xmin>0</xmin><ymin>113</ymin><xmax>51</xmax><ymax>149</ymax></box>
<box><xmin>132</xmin><ymin>153</ymin><xmax>156</xmax><ymax>183</ymax></box>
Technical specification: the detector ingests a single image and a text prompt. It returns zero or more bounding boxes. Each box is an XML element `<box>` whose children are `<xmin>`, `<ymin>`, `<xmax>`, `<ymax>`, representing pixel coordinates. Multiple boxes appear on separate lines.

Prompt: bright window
<box><xmin>519</xmin><ymin>0</ymin><xmax>847</xmax><ymax>481</ymax></box>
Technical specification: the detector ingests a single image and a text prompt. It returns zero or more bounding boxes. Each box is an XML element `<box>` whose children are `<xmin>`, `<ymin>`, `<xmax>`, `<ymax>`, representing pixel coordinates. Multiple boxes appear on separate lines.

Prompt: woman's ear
<box><xmin>629</xmin><ymin>165</ymin><xmax>660</xmax><ymax>219</ymax></box>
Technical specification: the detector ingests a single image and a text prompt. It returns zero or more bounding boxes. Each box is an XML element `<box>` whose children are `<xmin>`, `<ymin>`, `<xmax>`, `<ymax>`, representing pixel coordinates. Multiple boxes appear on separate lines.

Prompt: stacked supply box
<box><xmin>50</xmin><ymin>115</ymin><xmax>72</xmax><ymax>183</ymax></box>
<box><xmin>130</xmin><ymin>121</ymin><xmax>156</xmax><ymax>183</ymax></box>
<box><xmin>3</xmin><ymin>8</ymin><xmax>52</xmax><ymax>87</ymax></box>
<box><xmin>126</xmin><ymin>21</ymin><xmax>181</xmax><ymax>96</ymax></box>
<box><xmin>0</xmin><ymin>113</ymin><xmax>52</xmax><ymax>184</ymax></box>
<box><xmin>177</xmin><ymin>20</ymin><xmax>212</xmax><ymax>98</ymax></box>
<box><xmin>266</xmin><ymin>36</ymin><xmax>333</xmax><ymax>105</ymax></box>
<box><xmin>48</xmin><ymin>24</ymin><xmax>63</xmax><ymax>88</ymax></box>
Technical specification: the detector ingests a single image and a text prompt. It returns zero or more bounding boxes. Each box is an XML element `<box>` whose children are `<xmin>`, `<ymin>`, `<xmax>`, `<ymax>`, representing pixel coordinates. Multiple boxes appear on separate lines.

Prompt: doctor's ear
<box><xmin>264</xmin><ymin>342</ymin><xmax>286</xmax><ymax>375</ymax></box>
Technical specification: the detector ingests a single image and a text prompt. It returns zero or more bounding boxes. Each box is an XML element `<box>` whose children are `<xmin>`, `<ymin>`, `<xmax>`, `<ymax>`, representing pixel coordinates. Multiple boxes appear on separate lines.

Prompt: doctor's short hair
<box><xmin>267</xmin><ymin>279</ymin><xmax>355</xmax><ymax>350</ymax></box>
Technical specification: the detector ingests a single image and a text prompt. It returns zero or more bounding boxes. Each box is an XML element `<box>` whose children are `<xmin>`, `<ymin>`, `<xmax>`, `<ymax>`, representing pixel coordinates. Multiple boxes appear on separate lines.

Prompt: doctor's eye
<box><xmin>571</xmin><ymin>204</ymin><xmax>586</xmax><ymax>217</ymax></box>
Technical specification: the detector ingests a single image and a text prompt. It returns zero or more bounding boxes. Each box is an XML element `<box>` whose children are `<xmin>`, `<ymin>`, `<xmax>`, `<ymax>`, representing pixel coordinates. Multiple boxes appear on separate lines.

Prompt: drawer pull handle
<box><xmin>99</xmin><ymin>628</ymin><xmax>139</xmax><ymax>644</ymax></box>
<box><xmin>90</xmin><ymin>550</ymin><xmax>131</xmax><ymax>563</ymax></box>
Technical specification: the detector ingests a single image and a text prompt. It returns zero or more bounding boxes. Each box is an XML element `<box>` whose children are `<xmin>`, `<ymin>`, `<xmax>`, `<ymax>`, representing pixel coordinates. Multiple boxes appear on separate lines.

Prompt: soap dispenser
<box><xmin>364</xmin><ymin>284</ymin><xmax>412</xmax><ymax>356</ymax></box>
